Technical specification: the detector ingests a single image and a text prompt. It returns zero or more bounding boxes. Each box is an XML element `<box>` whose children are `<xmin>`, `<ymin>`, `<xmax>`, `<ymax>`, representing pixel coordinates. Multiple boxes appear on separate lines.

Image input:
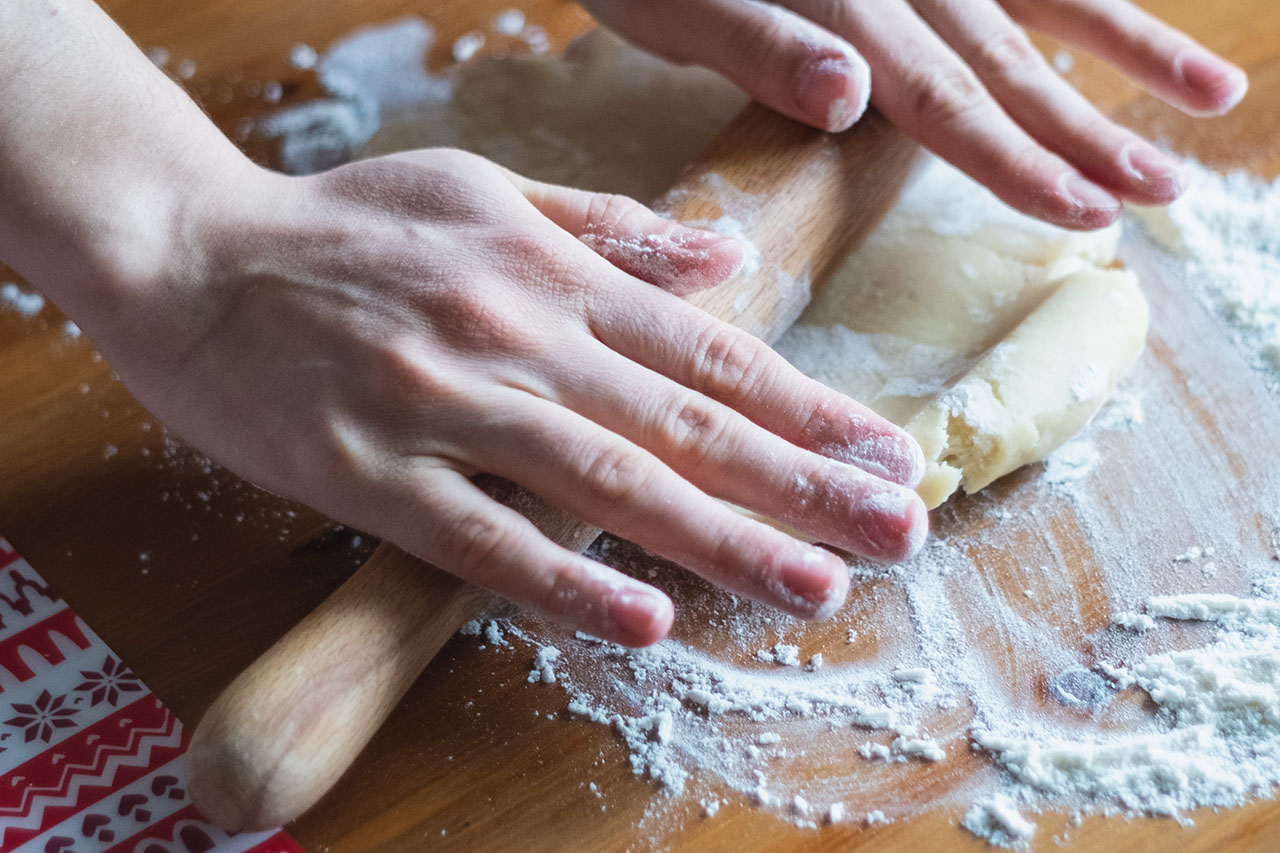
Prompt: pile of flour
<box><xmin>1133</xmin><ymin>161</ymin><xmax>1280</xmax><ymax>387</ymax></box>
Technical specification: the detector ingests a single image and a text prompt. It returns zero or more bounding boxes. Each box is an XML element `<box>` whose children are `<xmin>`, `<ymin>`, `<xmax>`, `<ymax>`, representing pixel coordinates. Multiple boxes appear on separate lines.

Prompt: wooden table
<box><xmin>2</xmin><ymin>1</ymin><xmax>1279</xmax><ymax>850</ymax></box>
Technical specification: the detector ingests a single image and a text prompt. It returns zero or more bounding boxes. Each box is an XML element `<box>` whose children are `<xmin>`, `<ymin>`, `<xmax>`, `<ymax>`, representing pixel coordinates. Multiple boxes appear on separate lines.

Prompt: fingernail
<box><xmin>1177</xmin><ymin>49</ymin><xmax>1249</xmax><ymax>113</ymax></box>
<box><xmin>834</xmin><ymin>428</ymin><xmax>926</xmax><ymax>488</ymax></box>
<box><xmin>859</xmin><ymin>487</ymin><xmax>929</xmax><ymax>562</ymax></box>
<box><xmin>780</xmin><ymin>547</ymin><xmax>845</xmax><ymax>614</ymax></box>
<box><xmin>796</xmin><ymin>53</ymin><xmax>868</xmax><ymax>133</ymax></box>
<box><xmin>1061</xmin><ymin>173</ymin><xmax>1120</xmax><ymax>212</ymax></box>
<box><xmin>1122</xmin><ymin>144</ymin><xmax>1186</xmax><ymax>196</ymax></box>
<box><xmin>610</xmin><ymin>586</ymin><xmax>672</xmax><ymax>645</ymax></box>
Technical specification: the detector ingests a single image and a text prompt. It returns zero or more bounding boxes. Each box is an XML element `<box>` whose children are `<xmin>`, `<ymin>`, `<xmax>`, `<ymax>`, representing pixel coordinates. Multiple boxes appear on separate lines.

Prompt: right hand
<box><xmin>584</xmin><ymin>0</ymin><xmax>1249</xmax><ymax>230</ymax></box>
<box><xmin>87</xmin><ymin>148</ymin><xmax>928</xmax><ymax>647</ymax></box>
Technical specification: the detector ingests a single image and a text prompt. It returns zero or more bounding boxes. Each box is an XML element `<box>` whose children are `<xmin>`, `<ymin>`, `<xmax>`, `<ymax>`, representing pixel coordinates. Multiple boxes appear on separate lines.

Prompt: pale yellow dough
<box><xmin>367</xmin><ymin>31</ymin><xmax>1149</xmax><ymax>509</ymax></box>
<box><xmin>777</xmin><ymin>161</ymin><xmax>1148</xmax><ymax>507</ymax></box>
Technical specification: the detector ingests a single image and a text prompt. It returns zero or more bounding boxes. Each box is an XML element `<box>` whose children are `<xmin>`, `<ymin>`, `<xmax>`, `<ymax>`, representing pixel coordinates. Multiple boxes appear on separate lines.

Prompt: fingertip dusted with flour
<box><xmin>776</xmin><ymin>546</ymin><xmax>850</xmax><ymax>620</ymax></box>
<box><xmin>837</xmin><ymin>421</ymin><xmax>928</xmax><ymax>489</ymax></box>
<box><xmin>858</xmin><ymin>484</ymin><xmax>930</xmax><ymax>563</ymax></box>
<box><xmin>609</xmin><ymin>584</ymin><xmax>675</xmax><ymax>647</ymax></box>
<box><xmin>791</xmin><ymin>48</ymin><xmax>871</xmax><ymax>134</ymax></box>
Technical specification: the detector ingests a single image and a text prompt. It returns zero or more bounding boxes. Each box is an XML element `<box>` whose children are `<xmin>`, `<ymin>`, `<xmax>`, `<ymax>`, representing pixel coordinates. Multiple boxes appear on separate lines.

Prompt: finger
<box><xmin>549</xmin><ymin>339</ymin><xmax>928</xmax><ymax>560</ymax></box>
<box><xmin>912</xmin><ymin>0</ymin><xmax>1186</xmax><ymax>205</ymax></box>
<box><xmin>1001</xmin><ymin>0</ymin><xmax>1248</xmax><ymax>117</ymax></box>
<box><xmin>590</xmin><ymin>284</ymin><xmax>926</xmax><ymax>488</ymax></box>
<box><xmin>470</xmin><ymin>393</ymin><xmax>853</xmax><ymax>618</ymax></box>
<box><xmin>394</xmin><ymin>466</ymin><xmax>675</xmax><ymax>647</ymax></box>
<box><xmin>509</xmin><ymin>171</ymin><xmax>745</xmax><ymax>296</ymax></box>
<box><xmin>783</xmin><ymin>0</ymin><xmax>1120</xmax><ymax>229</ymax></box>
<box><xmin>584</xmin><ymin>0</ymin><xmax>870</xmax><ymax>131</ymax></box>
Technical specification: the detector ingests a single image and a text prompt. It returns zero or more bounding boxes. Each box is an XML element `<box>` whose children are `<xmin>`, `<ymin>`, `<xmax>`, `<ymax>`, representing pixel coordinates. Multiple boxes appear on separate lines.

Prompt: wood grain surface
<box><xmin>1</xmin><ymin>1</ymin><xmax>1279</xmax><ymax>851</ymax></box>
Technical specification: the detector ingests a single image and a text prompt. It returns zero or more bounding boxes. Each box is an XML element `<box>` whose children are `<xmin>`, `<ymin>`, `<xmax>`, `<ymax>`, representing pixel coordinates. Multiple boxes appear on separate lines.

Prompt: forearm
<box><xmin>0</xmin><ymin>0</ymin><xmax>251</xmax><ymax>331</ymax></box>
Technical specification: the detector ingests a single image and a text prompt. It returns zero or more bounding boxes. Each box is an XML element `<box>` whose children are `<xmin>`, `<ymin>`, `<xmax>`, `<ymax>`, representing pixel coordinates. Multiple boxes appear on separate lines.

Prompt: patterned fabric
<box><xmin>0</xmin><ymin>538</ymin><xmax>303</xmax><ymax>853</ymax></box>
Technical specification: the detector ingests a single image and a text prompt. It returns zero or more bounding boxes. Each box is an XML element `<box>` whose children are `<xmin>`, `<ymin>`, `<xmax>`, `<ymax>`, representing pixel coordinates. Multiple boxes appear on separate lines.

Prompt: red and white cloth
<box><xmin>0</xmin><ymin>537</ymin><xmax>303</xmax><ymax>853</ymax></box>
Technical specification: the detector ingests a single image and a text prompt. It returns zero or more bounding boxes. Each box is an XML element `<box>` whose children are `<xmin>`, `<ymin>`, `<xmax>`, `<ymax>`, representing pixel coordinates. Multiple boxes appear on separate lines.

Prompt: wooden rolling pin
<box><xmin>188</xmin><ymin>103</ymin><xmax>919</xmax><ymax>831</ymax></box>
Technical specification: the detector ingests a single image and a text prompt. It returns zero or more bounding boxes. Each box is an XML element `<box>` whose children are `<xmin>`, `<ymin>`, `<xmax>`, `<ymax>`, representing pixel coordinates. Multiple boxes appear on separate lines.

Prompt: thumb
<box><xmin>511</xmin><ymin>174</ymin><xmax>747</xmax><ymax>296</ymax></box>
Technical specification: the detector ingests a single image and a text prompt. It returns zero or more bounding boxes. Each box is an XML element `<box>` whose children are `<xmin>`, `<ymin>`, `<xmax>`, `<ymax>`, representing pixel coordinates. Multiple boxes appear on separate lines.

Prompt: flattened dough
<box><xmin>366</xmin><ymin>31</ymin><xmax>1149</xmax><ymax>509</ymax></box>
<box><xmin>364</xmin><ymin>30</ymin><xmax>747</xmax><ymax>199</ymax></box>
<box><xmin>776</xmin><ymin>159</ymin><xmax>1148</xmax><ymax>507</ymax></box>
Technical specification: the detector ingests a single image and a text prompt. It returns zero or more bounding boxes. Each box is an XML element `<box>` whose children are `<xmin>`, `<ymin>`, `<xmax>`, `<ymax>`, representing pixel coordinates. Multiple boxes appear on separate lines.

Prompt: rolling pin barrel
<box><xmin>188</xmin><ymin>104</ymin><xmax>918</xmax><ymax>831</ymax></box>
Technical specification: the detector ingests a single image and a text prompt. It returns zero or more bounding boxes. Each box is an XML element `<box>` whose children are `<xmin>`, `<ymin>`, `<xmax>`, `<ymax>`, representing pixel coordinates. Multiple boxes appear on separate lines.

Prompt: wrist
<box><xmin>0</xmin><ymin>1</ymin><xmax>268</xmax><ymax>345</ymax></box>
<box><xmin>59</xmin><ymin>129</ymin><xmax>260</xmax><ymax>321</ymax></box>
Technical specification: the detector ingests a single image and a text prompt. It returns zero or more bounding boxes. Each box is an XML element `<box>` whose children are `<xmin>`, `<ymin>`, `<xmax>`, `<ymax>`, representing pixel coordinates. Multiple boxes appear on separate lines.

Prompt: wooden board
<box><xmin>2</xmin><ymin>1</ymin><xmax>1279</xmax><ymax>850</ymax></box>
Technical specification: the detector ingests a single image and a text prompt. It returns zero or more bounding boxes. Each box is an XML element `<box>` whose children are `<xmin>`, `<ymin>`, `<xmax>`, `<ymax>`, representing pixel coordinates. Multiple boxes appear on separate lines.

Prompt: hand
<box><xmin>97</xmin><ymin>148</ymin><xmax>928</xmax><ymax>647</ymax></box>
<box><xmin>583</xmin><ymin>0</ymin><xmax>1248</xmax><ymax>229</ymax></box>
<box><xmin>0</xmin><ymin>0</ymin><xmax>926</xmax><ymax>648</ymax></box>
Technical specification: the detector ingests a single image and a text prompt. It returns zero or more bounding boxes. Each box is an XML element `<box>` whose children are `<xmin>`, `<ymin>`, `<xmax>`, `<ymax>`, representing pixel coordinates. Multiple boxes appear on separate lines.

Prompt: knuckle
<box><xmin>1000</xmin><ymin>142</ymin><xmax>1058</xmax><ymax>200</ymax></box>
<box><xmin>579</xmin><ymin>443</ymin><xmax>651</xmax><ymax>512</ymax></box>
<box><xmin>488</xmin><ymin>227</ymin><xmax>563</xmax><ymax>265</ymax></box>
<box><xmin>785</xmin><ymin>461</ymin><xmax>830</xmax><ymax>514</ymax></box>
<box><xmin>904</xmin><ymin>67</ymin><xmax>988</xmax><ymax>129</ymax></box>
<box><xmin>443</xmin><ymin>509</ymin><xmax>512</xmax><ymax>577</ymax></box>
<box><xmin>429</xmin><ymin>283</ymin><xmax>537</xmax><ymax>354</ymax></box>
<box><xmin>709</xmin><ymin>521</ymin><xmax>771</xmax><ymax>587</ymax></box>
<box><xmin>797</xmin><ymin>393</ymin><xmax>845</xmax><ymax>446</ymax></box>
<box><xmin>725</xmin><ymin>13</ymin><xmax>790</xmax><ymax>71</ymax></box>
<box><xmin>484</xmin><ymin>229</ymin><xmax>586</xmax><ymax>305</ymax></box>
<box><xmin>370</xmin><ymin>336</ymin><xmax>451</xmax><ymax>399</ymax></box>
<box><xmin>535</xmin><ymin>561</ymin><xmax>586</xmax><ymax>617</ymax></box>
<box><xmin>371</xmin><ymin>151</ymin><xmax>499</xmax><ymax>224</ymax></box>
<box><xmin>662</xmin><ymin>395</ymin><xmax>730</xmax><ymax>466</ymax></box>
<box><xmin>427</xmin><ymin>147</ymin><xmax>488</xmax><ymax>173</ymax></box>
<box><xmin>583</xmin><ymin>192</ymin><xmax>641</xmax><ymax>236</ymax></box>
<box><xmin>692</xmin><ymin>324</ymin><xmax>769</xmax><ymax>393</ymax></box>
<box><xmin>971</xmin><ymin>31</ymin><xmax>1044</xmax><ymax>82</ymax></box>
<box><xmin>1002</xmin><ymin>0</ymin><xmax>1068</xmax><ymax>27</ymax></box>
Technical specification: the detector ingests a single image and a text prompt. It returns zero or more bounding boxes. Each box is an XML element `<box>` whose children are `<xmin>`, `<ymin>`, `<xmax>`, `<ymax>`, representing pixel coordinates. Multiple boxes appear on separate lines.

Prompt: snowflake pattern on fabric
<box><xmin>0</xmin><ymin>537</ymin><xmax>304</xmax><ymax>852</ymax></box>
<box><xmin>6</xmin><ymin>688</ymin><xmax>78</xmax><ymax>743</ymax></box>
<box><xmin>74</xmin><ymin>655</ymin><xmax>145</xmax><ymax>707</ymax></box>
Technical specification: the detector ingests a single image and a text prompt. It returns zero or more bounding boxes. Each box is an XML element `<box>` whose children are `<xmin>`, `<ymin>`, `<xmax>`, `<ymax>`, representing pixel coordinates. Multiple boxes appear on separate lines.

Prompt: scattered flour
<box><xmin>1041</xmin><ymin>435</ymin><xmax>1101</xmax><ymax>486</ymax></box>
<box><xmin>1144</xmin><ymin>592</ymin><xmax>1280</xmax><ymax>625</ymax></box>
<box><xmin>962</xmin><ymin>796</ymin><xmax>1036</xmax><ymax>848</ymax></box>
<box><xmin>1</xmin><ymin>282</ymin><xmax>45</xmax><ymax>317</ymax></box>
<box><xmin>756</xmin><ymin>642</ymin><xmax>801</xmax><ymax>666</ymax></box>
<box><xmin>892</xmin><ymin>736</ymin><xmax>945</xmax><ymax>762</ymax></box>
<box><xmin>258</xmin><ymin>18</ymin><xmax>453</xmax><ymax>174</ymax></box>
<box><xmin>482</xmin><ymin>370</ymin><xmax>1280</xmax><ymax>848</ymax></box>
<box><xmin>1112</xmin><ymin>611</ymin><xmax>1156</xmax><ymax>632</ymax></box>
<box><xmin>452</xmin><ymin>31</ymin><xmax>486</xmax><ymax>63</ymax></box>
<box><xmin>493</xmin><ymin>9</ymin><xmax>526</xmax><ymax>37</ymax></box>
<box><xmin>1133</xmin><ymin>160</ymin><xmax>1280</xmax><ymax>386</ymax></box>
<box><xmin>289</xmin><ymin>43</ymin><xmax>318</xmax><ymax>70</ymax></box>
<box><xmin>528</xmin><ymin>645</ymin><xmax>561</xmax><ymax>684</ymax></box>
<box><xmin>1069</xmin><ymin>362</ymin><xmax>1109</xmax><ymax>403</ymax></box>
